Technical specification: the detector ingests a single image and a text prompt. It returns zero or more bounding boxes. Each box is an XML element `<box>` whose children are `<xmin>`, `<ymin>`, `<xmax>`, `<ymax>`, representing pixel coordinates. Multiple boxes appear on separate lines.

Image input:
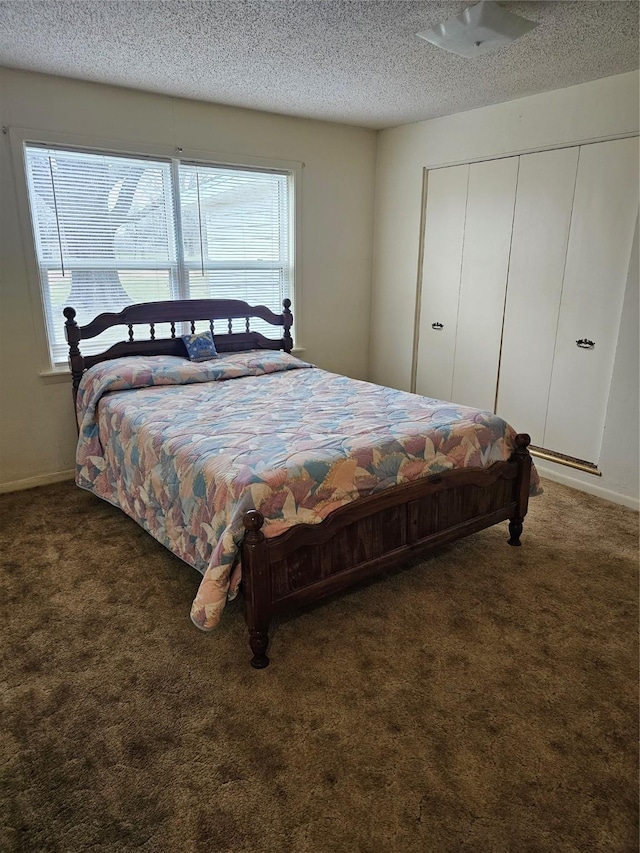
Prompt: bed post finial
<box><xmin>282</xmin><ymin>298</ymin><xmax>293</xmax><ymax>353</ymax></box>
<box><xmin>244</xmin><ymin>510</ymin><xmax>265</xmax><ymax>537</ymax></box>
<box><xmin>513</xmin><ymin>433</ymin><xmax>531</xmax><ymax>453</ymax></box>
<box><xmin>64</xmin><ymin>306</ymin><xmax>84</xmax><ymax>413</ymax></box>
<box><xmin>508</xmin><ymin>433</ymin><xmax>532</xmax><ymax>546</ymax></box>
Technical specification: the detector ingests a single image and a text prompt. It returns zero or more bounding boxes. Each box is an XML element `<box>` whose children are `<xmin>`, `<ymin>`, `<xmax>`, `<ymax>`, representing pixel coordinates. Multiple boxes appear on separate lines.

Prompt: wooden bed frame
<box><xmin>64</xmin><ymin>298</ymin><xmax>532</xmax><ymax>668</ymax></box>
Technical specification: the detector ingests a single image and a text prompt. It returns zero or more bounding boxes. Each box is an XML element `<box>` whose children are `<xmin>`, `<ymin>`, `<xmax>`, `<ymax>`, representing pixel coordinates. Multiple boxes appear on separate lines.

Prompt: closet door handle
<box><xmin>432</xmin><ymin>322</ymin><xmax>444</xmax><ymax>330</ymax></box>
<box><xmin>576</xmin><ymin>339</ymin><xmax>595</xmax><ymax>349</ymax></box>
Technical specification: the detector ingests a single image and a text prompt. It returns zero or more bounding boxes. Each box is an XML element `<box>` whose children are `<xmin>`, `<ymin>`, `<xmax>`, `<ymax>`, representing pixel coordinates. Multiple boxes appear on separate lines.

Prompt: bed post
<box><xmin>508</xmin><ymin>433</ymin><xmax>532</xmax><ymax>546</ymax></box>
<box><xmin>282</xmin><ymin>298</ymin><xmax>293</xmax><ymax>353</ymax></box>
<box><xmin>242</xmin><ymin>510</ymin><xmax>272</xmax><ymax>669</ymax></box>
<box><xmin>63</xmin><ymin>307</ymin><xmax>84</xmax><ymax>414</ymax></box>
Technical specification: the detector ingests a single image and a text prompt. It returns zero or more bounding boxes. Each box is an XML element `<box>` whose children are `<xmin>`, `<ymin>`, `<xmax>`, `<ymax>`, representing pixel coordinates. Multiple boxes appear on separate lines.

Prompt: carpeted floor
<box><xmin>0</xmin><ymin>477</ymin><xmax>638</xmax><ymax>853</ymax></box>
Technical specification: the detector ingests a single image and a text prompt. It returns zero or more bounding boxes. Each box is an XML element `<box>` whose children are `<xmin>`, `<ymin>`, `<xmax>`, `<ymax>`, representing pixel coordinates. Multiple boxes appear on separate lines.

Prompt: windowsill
<box><xmin>40</xmin><ymin>369</ymin><xmax>72</xmax><ymax>384</ymax></box>
<box><xmin>39</xmin><ymin>346</ymin><xmax>307</xmax><ymax>384</ymax></box>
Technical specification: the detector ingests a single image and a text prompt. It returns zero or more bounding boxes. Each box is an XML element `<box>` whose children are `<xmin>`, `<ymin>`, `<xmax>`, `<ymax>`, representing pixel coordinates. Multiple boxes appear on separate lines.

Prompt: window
<box><xmin>24</xmin><ymin>144</ymin><xmax>293</xmax><ymax>366</ymax></box>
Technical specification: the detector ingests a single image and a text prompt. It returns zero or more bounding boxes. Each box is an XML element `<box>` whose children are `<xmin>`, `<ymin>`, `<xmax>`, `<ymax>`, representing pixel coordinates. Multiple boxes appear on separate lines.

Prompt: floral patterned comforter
<box><xmin>76</xmin><ymin>350</ymin><xmax>539</xmax><ymax>630</ymax></box>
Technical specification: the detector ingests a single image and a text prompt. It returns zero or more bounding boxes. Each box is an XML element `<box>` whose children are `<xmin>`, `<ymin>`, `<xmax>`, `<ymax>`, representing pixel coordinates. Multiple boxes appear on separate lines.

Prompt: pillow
<box><xmin>181</xmin><ymin>331</ymin><xmax>219</xmax><ymax>362</ymax></box>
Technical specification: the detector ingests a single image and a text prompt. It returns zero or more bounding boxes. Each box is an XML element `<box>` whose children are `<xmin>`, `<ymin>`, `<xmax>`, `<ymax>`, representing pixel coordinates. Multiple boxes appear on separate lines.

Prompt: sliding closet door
<box><xmin>496</xmin><ymin>147</ymin><xmax>579</xmax><ymax>442</ymax></box>
<box><xmin>415</xmin><ymin>164</ymin><xmax>469</xmax><ymax>401</ymax></box>
<box><xmin>451</xmin><ymin>157</ymin><xmax>519</xmax><ymax>412</ymax></box>
<box><xmin>544</xmin><ymin>137</ymin><xmax>639</xmax><ymax>464</ymax></box>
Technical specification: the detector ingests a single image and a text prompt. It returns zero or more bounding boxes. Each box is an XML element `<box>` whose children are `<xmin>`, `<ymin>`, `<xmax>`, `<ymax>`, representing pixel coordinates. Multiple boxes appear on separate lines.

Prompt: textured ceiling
<box><xmin>0</xmin><ymin>1</ymin><xmax>637</xmax><ymax>129</ymax></box>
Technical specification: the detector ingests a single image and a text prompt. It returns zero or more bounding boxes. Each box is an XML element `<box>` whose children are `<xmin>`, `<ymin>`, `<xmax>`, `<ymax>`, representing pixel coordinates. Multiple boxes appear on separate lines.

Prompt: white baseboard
<box><xmin>535</xmin><ymin>463</ymin><xmax>639</xmax><ymax>511</ymax></box>
<box><xmin>0</xmin><ymin>469</ymin><xmax>76</xmax><ymax>494</ymax></box>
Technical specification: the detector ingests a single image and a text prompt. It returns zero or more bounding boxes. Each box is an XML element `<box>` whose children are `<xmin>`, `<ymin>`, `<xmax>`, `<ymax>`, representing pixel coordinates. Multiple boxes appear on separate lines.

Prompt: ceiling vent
<box><xmin>416</xmin><ymin>1</ymin><xmax>538</xmax><ymax>58</ymax></box>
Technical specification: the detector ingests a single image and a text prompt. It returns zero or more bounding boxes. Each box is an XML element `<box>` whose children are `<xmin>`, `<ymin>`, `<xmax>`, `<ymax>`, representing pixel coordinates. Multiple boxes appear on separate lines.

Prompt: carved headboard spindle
<box><xmin>128</xmin><ymin>324</ymin><xmax>134</xmax><ymax>342</ymax></box>
<box><xmin>209</xmin><ymin>319</ymin><xmax>214</xmax><ymax>337</ymax></box>
<box><xmin>149</xmin><ymin>323</ymin><xmax>156</xmax><ymax>341</ymax></box>
<box><xmin>283</xmin><ymin>298</ymin><xmax>293</xmax><ymax>353</ymax></box>
<box><xmin>170</xmin><ymin>321</ymin><xmax>176</xmax><ymax>339</ymax></box>
<box><xmin>245</xmin><ymin>318</ymin><xmax>250</xmax><ymax>333</ymax></box>
<box><xmin>228</xmin><ymin>318</ymin><xmax>233</xmax><ymax>334</ymax></box>
<box><xmin>190</xmin><ymin>320</ymin><xmax>196</xmax><ymax>333</ymax></box>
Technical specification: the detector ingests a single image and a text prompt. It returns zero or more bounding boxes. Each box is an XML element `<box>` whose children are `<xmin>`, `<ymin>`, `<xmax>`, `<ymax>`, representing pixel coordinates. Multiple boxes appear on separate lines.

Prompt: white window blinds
<box><xmin>24</xmin><ymin>144</ymin><xmax>293</xmax><ymax>365</ymax></box>
<box><xmin>178</xmin><ymin>163</ymin><xmax>290</xmax><ymax>335</ymax></box>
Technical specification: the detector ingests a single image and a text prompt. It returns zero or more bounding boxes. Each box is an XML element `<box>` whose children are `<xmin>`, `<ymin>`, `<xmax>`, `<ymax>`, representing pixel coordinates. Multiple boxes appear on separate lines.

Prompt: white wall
<box><xmin>370</xmin><ymin>71</ymin><xmax>640</xmax><ymax>507</ymax></box>
<box><xmin>0</xmin><ymin>69</ymin><xmax>376</xmax><ymax>490</ymax></box>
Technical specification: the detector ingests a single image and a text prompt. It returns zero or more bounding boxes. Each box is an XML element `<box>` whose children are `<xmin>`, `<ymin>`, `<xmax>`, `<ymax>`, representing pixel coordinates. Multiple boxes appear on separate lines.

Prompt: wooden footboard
<box><xmin>241</xmin><ymin>434</ymin><xmax>532</xmax><ymax>667</ymax></box>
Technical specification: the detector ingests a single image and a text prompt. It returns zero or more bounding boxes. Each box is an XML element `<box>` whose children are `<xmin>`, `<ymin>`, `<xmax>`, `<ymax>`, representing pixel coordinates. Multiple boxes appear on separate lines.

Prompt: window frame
<box><xmin>9</xmin><ymin>127</ymin><xmax>302</xmax><ymax>376</ymax></box>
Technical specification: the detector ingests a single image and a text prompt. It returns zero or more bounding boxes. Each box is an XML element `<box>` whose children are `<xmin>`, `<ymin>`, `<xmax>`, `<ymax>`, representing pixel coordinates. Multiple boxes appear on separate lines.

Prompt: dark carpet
<box><xmin>0</xmin><ymin>478</ymin><xmax>637</xmax><ymax>853</ymax></box>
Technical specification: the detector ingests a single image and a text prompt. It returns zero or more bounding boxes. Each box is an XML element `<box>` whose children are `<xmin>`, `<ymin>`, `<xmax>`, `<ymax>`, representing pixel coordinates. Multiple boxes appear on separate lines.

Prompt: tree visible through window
<box><xmin>24</xmin><ymin>145</ymin><xmax>292</xmax><ymax>365</ymax></box>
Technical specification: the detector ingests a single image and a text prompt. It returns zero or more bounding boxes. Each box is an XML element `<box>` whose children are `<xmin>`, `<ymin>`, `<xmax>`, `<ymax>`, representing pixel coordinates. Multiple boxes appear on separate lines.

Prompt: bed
<box><xmin>64</xmin><ymin>298</ymin><xmax>536</xmax><ymax>668</ymax></box>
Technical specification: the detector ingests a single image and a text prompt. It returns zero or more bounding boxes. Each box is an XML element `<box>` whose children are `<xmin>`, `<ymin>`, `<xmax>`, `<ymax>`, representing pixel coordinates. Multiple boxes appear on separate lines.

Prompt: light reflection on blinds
<box><xmin>180</xmin><ymin>164</ymin><xmax>288</xmax><ymax>263</ymax></box>
<box><xmin>26</xmin><ymin>147</ymin><xmax>175</xmax><ymax>265</ymax></box>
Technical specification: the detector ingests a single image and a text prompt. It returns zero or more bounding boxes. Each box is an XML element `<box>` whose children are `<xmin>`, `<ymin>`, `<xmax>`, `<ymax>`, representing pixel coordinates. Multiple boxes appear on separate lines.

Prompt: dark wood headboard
<box><xmin>64</xmin><ymin>298</ymin><xmax>293</xmax><ymax>403</ymax></box>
